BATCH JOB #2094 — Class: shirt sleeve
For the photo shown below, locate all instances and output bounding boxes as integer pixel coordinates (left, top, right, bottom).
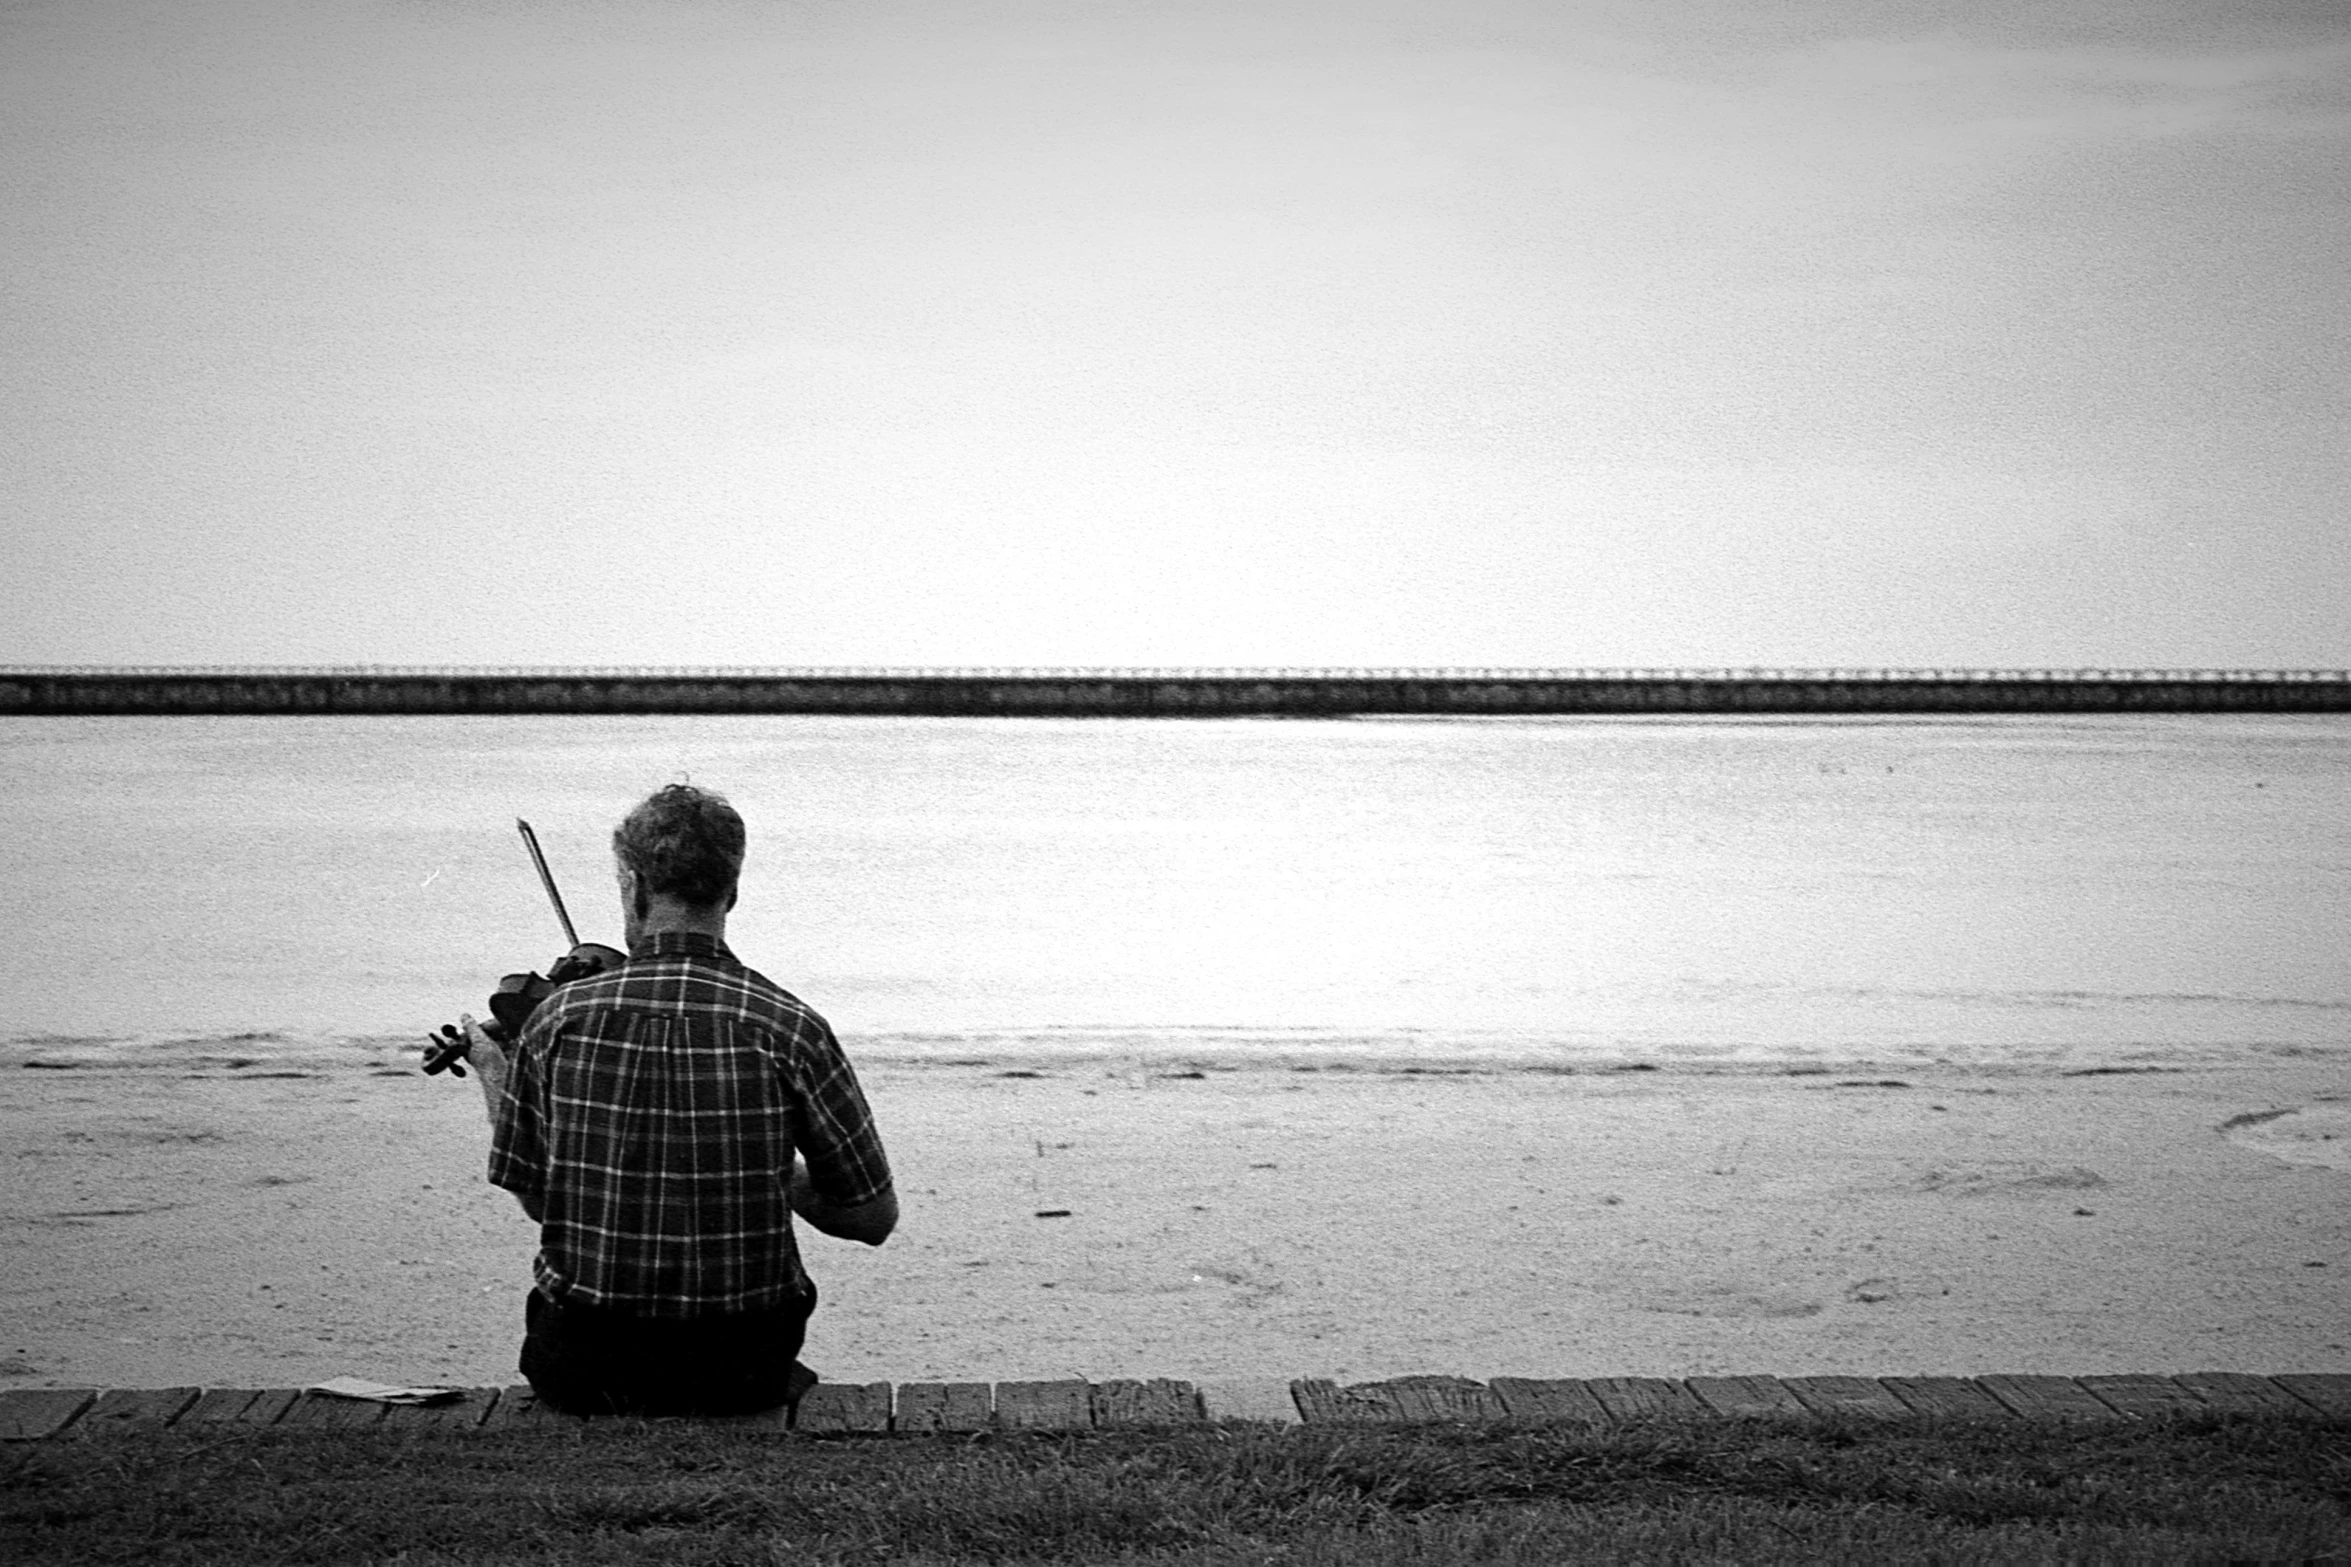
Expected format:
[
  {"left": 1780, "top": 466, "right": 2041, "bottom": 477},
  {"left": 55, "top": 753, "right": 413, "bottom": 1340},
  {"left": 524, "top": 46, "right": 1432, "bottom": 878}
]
[
  {"left": 785, "top": 1018, "right": 893, "bottom": 1207},
  {"left": 485, "top": 1021, "right": 547, "bottom": 1208}
]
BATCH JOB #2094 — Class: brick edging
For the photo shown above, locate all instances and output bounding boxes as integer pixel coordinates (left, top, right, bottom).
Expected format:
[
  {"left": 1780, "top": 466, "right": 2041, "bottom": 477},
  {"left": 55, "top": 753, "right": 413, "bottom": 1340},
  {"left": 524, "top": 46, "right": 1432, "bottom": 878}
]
[{"left": 5, "top": 1372, "right": 2347, "bottom": 1442}]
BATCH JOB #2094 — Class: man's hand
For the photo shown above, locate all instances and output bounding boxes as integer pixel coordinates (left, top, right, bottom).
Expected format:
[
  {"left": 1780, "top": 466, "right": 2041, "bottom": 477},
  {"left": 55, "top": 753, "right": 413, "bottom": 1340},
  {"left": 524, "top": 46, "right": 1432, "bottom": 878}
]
[{"left": 789, "top": 1157, "right": 898, "bottom": 1246}]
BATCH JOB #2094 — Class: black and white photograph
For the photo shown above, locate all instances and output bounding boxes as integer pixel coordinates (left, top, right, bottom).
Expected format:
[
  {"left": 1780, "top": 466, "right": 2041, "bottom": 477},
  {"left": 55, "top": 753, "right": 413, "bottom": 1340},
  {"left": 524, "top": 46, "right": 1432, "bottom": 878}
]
[{"left": 4, "top": 0, "right": 2347, "bottom": 1558}]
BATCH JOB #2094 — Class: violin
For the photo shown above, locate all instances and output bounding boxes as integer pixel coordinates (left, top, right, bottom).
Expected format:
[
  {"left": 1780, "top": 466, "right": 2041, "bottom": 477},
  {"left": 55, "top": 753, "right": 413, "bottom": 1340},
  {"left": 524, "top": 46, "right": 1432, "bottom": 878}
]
[
  {"left": 424, "top": 941, "right": 626, "bottom": 1075},
  {"left": 424, "top": 818, "right": 621, "bottom": 1078}
]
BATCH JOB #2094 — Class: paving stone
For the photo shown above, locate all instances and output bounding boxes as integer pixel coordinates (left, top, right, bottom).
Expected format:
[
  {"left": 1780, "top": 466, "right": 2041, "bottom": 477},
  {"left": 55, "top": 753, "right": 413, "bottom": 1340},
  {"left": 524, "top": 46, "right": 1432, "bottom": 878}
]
[
  {"left": 479, "top": 1385, "right": 582, "bottom": 1429},
  {"left": 1290, "top": 1379, "right": 1398, "bottom": 1425},
  {"left": 1782, "top": 1377, "right": 1912, "bottom": 1420},
  {"left": 179, "top": 1389, "right": 265, "bottom": 1425},
  {"left": 75, "top": 1387, "right": 201, "bottom": 1434},
  {"left": 237, "top": 1389, "right": 303, "bottom": 1427},
  {"left": 1194, "top": 1378, "right": 1301, "bottom": 1425},
  {"left": 1586, "top": 1378, "right": 1704, "bottom": 1421},
  {"left": 1376, "top": 1376, "right": 1506, "bottom": 1423},
  {"left": 0, "top": 1388, "right": 97, "bottom": 1440},
  {"left": 674, "top": 1403, "right": 792, "bottom": 1432},
  {"left": 994, "top": 1380, "right": 1091, "bottom": 1431},
  {"left": 2078, "top": 1375, "right": 2208, "bottom": 1418},
  {"left": 2174, "top": 1373, "right": 2317, "bottom": 1417},
  {"left": 1288, "top": 1379, "right": 1344, "bottom": 1425},
  {"left": 377, "top": 1388, "right": 504, "bottom": 1431},
  {"left": 279, "top": 1391, "right": 389, "bottom": 1430},
  {"left": 1978, "top": 1375, "right": 2117, "bottom": 1419},
  {"left": 1880, "top": 1378, "right": 2012, "bottom": 1419},
  {"left": 895, "top": 1382, "right": 993, "bottom": 1434},
  {"left": 2273, "top": 1374, "right": 2351, "bottom": 1418},
  {"left": 1488, "top": 1378, "right": 1609, "bottom": 1425},
  {"left": 1091, "top": 1379, "right": 1203, "bottom": 1427},
  {"left": 1295, "top": 1375, "right": 1503, "bottom": 1424},
  {"left": 1687, "top": 1376, "right": 1808, "bottom": 1418},
  {"left": 795, "top": 1382, "right": 892, "bottom": 1434}
]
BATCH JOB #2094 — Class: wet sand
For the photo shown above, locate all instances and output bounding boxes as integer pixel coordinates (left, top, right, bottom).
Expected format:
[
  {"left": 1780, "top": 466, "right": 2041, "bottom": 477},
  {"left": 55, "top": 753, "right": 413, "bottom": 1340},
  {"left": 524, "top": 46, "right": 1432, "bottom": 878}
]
[{"left": 3, "top": 1057, "right": 2346, "bottom": 1391}]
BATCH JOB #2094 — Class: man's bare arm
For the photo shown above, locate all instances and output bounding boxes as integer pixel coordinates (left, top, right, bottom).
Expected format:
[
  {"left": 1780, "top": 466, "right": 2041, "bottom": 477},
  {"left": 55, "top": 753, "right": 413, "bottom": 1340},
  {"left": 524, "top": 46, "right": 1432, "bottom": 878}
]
[
  {"left": 459, "top": 1016, "right": 542, "bottom": 1221},
  {"left": 789, "top": 1160, "right": 898, "bottom": 1246},
  {"left": 458, "top": 1015, "right": 511, "bottom": 1125}
]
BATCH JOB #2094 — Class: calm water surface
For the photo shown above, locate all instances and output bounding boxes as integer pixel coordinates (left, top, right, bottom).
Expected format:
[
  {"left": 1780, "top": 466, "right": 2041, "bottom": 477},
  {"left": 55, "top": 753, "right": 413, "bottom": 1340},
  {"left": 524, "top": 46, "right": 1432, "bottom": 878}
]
[{"left": 2, "top": 714, "right": 2344, "bottom": 1072}]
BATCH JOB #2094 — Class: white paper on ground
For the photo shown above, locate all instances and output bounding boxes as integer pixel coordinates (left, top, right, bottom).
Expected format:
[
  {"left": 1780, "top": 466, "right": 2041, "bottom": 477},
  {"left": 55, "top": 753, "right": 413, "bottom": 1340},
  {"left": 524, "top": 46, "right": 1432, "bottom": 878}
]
[{"left": 307, "top": 1377, "right": 464, "bottom": 1405}]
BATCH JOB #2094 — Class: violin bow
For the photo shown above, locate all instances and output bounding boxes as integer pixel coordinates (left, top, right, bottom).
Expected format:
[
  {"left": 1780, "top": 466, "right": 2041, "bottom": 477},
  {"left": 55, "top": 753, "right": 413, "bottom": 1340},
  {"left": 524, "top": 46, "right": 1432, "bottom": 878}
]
[{"left": 516, "top": 818, "right": 581, "bottom": 949}]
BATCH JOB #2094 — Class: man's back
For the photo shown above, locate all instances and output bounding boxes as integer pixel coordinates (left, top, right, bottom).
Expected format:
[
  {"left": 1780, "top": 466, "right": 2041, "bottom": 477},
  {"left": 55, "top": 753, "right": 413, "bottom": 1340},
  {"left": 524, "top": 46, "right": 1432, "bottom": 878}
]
[{"left": 488, "top": 930, "right": 892, "bottom": 1318}]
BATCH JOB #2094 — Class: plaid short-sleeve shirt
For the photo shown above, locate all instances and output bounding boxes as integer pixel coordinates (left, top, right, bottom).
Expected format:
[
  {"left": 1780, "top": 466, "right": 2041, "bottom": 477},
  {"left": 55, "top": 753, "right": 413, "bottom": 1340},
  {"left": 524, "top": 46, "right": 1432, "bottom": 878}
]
[{"left": 488, "top": 931, "right": 892, "bottom": 1317}]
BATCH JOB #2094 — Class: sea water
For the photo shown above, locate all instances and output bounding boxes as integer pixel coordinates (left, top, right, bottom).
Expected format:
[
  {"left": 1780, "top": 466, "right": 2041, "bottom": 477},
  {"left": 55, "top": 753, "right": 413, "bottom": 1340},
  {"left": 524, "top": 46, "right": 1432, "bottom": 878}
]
[{"left": 1, "top": 713, "right": 2344, "bottom": 1073}]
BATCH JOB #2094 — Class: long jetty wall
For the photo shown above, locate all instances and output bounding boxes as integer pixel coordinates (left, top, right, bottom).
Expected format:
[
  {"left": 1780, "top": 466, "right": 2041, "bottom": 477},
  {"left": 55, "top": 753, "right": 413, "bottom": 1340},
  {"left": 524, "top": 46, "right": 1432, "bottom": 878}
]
[{"left": 3, "top": 667, "right": 2347, "bottom": 717}]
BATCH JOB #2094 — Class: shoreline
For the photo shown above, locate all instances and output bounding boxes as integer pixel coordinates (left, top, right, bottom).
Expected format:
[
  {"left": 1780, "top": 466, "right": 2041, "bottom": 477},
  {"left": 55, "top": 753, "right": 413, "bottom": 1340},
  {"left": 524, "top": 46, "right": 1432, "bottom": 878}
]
[
  {"left": 5, "top": 1058, "right": 2346, "bottom": 1392},
  {"left": 8, "top": 1030, "right": 2341, "bottom": 1076}
]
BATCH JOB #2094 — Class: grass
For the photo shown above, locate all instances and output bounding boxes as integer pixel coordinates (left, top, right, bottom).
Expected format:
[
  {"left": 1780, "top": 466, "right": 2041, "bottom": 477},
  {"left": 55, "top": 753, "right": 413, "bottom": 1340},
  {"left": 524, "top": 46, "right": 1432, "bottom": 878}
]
[{"left": 5, "top": 1412, "right": 2349, "bottom": 1564}]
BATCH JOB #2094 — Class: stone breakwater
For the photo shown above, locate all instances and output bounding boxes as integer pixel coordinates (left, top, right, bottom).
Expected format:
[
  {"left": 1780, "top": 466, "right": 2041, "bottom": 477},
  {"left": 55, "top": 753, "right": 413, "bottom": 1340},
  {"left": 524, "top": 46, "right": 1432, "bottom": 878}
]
[{"left": 4, "top": 667, "right": 2349, "bottom": 716}]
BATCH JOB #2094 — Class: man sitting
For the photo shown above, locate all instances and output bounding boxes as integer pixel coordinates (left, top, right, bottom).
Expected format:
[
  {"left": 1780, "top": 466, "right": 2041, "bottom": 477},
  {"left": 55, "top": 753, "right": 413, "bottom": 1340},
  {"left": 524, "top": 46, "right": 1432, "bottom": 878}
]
[{"left": 463, "top": 783, "right": 897, "bottom": 1415}]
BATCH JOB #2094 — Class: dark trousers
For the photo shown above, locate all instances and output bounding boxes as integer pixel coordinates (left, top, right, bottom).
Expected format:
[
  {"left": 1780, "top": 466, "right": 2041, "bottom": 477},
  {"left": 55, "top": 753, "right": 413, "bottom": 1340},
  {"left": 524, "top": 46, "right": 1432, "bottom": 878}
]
[{"left": 520, "top": 1284, "right": 817, "bottom": 1417}]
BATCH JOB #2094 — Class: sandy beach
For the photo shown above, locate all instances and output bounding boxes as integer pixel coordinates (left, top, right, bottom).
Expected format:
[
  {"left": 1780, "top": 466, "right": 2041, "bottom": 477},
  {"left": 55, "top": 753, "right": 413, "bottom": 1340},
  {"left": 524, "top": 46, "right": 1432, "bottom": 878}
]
[{"left": 4, "top": 1054, "right": 2345, "bottom": 1393}]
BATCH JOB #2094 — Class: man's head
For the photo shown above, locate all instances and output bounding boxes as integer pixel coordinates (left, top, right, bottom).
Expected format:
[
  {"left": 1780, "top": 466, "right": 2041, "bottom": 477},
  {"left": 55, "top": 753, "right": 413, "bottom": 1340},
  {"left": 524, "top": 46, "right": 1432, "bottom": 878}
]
[{"left": 612, "top": 784, "right": 745, "bottom": 923}]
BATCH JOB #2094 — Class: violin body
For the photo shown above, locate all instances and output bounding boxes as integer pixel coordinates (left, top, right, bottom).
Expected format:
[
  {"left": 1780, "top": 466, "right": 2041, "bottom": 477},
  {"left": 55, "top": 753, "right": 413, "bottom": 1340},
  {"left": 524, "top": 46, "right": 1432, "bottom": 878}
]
[{"left": 425, "top": 943, "right": 626, "bottom": 1076}]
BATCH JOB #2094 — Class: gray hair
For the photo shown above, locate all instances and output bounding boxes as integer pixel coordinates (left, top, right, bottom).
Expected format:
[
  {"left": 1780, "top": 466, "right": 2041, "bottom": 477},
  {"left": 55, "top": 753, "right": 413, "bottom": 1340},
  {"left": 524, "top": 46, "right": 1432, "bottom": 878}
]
[{"left": 612, "top": 784, "right": 745, "bottom": 907}]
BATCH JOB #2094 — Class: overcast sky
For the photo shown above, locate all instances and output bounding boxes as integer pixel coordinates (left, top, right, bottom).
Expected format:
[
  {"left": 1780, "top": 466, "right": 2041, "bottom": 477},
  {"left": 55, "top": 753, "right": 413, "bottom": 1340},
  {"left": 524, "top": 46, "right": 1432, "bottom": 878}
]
[{"left": 5, "top": 0, "right": 2346, "bottom": 669}]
